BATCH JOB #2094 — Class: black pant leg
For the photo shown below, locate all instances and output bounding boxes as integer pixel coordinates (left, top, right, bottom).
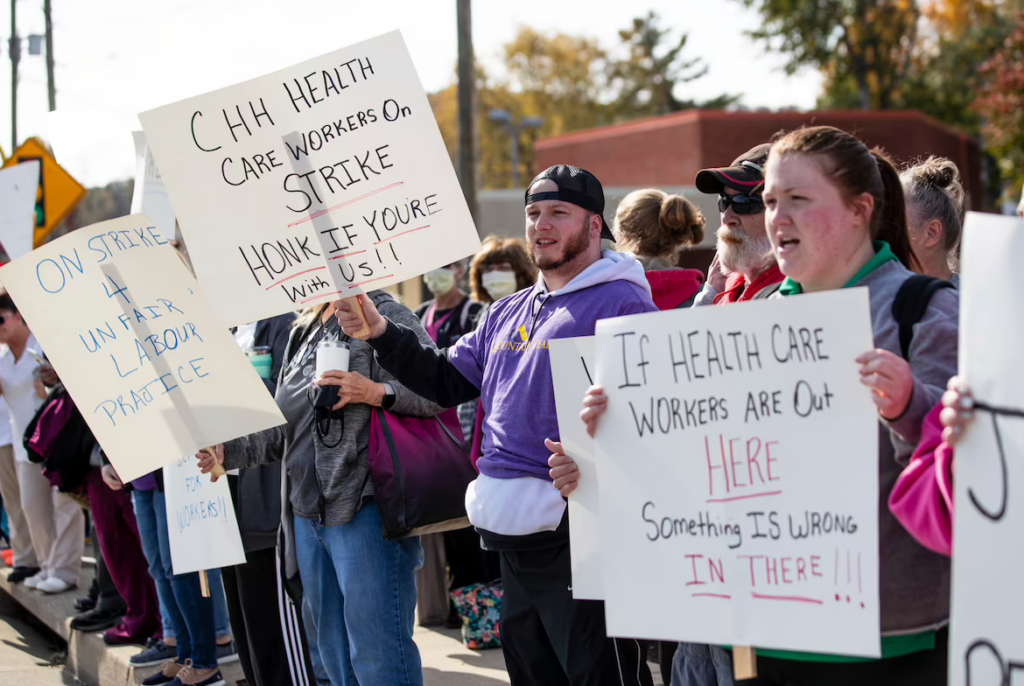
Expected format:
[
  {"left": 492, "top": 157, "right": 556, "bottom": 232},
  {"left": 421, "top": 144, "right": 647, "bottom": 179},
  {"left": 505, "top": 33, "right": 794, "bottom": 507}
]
[
  {"left": 93, "top": 533, "right": 126, "bottom": 613},
  {"left": 499, "top": 551, "right": 568, "bottom": 686},
  {"left": 235, "top": 547, "right": 304, "bottom": 686},
  {"left": 521, "top": 544, "right": 654, "bottom": 686},
  {"left": 222, "top": 565, "right": 257, "bottom": 684}
]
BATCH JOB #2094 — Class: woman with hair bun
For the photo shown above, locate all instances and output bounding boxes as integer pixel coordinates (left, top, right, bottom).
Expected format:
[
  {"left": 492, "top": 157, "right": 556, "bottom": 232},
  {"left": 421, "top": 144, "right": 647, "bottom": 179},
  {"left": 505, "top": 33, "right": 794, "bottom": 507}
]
[
  {"left": 612, "top": 189, "right": 706, "bottom": 310},
  {"left": 900, "top": 156, "right": 966, "bottom": 282}
]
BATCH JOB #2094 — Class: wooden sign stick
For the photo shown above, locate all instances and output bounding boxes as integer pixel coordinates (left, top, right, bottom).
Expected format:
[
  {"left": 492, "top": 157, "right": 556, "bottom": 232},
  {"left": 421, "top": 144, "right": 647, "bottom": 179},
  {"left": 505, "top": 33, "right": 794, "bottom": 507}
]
[
  {"left": 197, "top": 447, "right": 225, "bottom": 599},
  {"left": 733, "top": 646, "right": 758, "bottom": 680},
  {"left": 340, "top": 296, "right": 370, "bottom": 338}
]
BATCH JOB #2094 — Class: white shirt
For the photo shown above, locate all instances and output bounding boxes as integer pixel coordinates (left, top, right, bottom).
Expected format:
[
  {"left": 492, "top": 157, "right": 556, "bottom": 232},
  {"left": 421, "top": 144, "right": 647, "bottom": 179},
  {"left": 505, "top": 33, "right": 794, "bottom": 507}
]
[
  {"left": 0, "top": 335, "right": 44, "bottom": 462},
  {"left": 0, "top": 396, "right": 13, "bottom": 448}
]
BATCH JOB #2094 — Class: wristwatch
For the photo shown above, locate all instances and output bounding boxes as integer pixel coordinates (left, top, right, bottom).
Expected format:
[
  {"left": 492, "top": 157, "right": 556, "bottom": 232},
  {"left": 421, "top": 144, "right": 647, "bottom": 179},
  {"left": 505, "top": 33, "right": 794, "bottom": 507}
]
[{"left": 381, "top": 382, "right": 397, "bottom": 411}]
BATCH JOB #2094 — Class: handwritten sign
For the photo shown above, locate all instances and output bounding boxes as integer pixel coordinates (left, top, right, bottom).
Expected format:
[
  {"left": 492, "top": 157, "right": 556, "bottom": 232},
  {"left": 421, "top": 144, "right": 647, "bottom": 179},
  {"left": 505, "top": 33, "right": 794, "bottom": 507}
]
[
  {"left": 139, "top": 30, "right": 481, "bottom": 327},
  {"left": 130, "top": 132, "right": 177, "bottom": 240},
  {"left": 549, "top": 337, "right": 604, "bottom": 600},
  {"left": 0, "top": 214, "right": 286, "bottom": 483},
  {"left": 593, "top": 289, "right": 879, "bottom": 656},
  {"left": 164, "top": 454, "right": 245, "bottom": 575},
  {"left": 952, "top": 213, "right": 1024, "bottom": 685},
  {"left": 0, "top": 160, "right": 39, "bottom": 259}
]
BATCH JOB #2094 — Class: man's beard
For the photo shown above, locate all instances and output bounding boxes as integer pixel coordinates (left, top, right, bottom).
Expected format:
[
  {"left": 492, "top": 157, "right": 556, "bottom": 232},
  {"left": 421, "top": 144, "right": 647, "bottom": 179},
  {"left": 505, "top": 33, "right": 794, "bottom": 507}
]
[
  {"left": 528, "top": 219, "right": 591, "bottom": 272},
  {"left": 716, "top": 225, "right": 774, "bottom": 278}
]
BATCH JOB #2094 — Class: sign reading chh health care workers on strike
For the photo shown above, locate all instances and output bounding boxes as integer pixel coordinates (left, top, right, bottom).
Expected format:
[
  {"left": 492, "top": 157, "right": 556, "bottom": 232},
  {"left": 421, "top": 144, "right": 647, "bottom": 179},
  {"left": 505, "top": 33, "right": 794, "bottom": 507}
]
[
  {"left": 164, "top": 454, "right": 245, "bottom": 575},
  {"left": 593, "top": 289, "right": 880, "bottom": 656},
  {"left": 951, "top": 213, "right": 1024, "bottom": 686},
  {"left": 0, "top": 214, "right": 286, "bottom": 483},
  {"left": 139, "top": 30, "right": 481, "bottom": 327}
]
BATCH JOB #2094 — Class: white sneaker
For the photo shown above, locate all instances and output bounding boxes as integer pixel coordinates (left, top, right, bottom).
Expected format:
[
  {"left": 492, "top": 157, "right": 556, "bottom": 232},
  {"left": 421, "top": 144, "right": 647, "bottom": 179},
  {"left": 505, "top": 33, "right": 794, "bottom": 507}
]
[
  {"left": 37, "top": 577, "right": 75, "bottom": 594},
  {"left": 23, "top": 572, "right": 47, "bottom": 589}
]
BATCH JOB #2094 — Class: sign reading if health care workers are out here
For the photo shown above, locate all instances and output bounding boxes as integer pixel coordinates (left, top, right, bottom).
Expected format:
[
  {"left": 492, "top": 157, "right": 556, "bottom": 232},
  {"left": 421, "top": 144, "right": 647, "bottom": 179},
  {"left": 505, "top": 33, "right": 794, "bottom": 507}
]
[
  {"left": 0, "top": 214, "right": 286, "bottom": 483},
  {"left": 139, "top": 30, "right": 481, "bottom": 328},
  {"left": 951, "top": 213, "right": 1024, "bottom": 686},
  {"left": 592, "top": 289, "right": 880, "bottom": 657}
]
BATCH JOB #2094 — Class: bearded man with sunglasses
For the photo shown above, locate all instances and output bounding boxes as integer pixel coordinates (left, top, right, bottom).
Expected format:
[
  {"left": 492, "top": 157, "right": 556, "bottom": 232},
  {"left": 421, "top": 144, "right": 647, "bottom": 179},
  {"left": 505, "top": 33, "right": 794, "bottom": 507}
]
[{"left": 693, "top": 144, "right": 784, "bottom": 306}]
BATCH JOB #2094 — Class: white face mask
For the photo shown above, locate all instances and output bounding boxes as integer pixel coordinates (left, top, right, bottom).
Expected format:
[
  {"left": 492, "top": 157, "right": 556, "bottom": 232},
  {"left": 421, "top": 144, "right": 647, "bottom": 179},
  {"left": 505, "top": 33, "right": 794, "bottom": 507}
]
[
  {"left": 424, "top": 268, "right": 457, "bottom": 296},
  {"left": 482, "top": 271, "right": 518, "bottom": 300}
]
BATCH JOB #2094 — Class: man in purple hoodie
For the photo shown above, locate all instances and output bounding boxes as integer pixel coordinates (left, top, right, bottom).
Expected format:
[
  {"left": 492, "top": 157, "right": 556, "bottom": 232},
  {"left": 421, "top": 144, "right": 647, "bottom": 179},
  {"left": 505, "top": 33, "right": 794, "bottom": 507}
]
[{"left": 336, "top": 165, "right": 658, "bottom": 685}]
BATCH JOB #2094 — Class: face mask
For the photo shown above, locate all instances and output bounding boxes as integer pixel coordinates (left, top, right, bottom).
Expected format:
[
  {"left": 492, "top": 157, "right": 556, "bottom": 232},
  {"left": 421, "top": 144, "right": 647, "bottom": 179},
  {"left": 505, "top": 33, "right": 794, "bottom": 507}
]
[
  {"left": 424, "top": 268, "right": 456, "bottom": 296},
  {"left": 482, "top": 271, "right": 518, "bottom": 300}
]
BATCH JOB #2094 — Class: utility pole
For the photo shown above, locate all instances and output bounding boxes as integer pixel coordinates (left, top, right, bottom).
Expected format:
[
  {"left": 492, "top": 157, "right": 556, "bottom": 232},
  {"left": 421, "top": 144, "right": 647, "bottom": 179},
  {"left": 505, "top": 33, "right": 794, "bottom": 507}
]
[
  {"left": 44, "top": 0, "right": 54, "bottom": 111},
  {"left": 456, "top": 0, "right": 478, "bottom": 223},
  {"left": 10, "top": 0, "right": 19, "bottom": 151}
]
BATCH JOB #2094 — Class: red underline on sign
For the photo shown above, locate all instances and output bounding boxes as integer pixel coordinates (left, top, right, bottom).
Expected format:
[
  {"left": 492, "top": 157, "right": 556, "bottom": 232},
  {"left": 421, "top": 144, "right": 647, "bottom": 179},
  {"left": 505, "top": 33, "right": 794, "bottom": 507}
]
[
  {"left": 692, "top": 593, "right": 732, "bottom": 600},
  {"left": 348, "top": 274, "right": 393, "bottom": 289},
  {"left": 300, "top": 289, "right": 347, "bottom": 305},
  {"left": 706, "top": 490, "right": 782, "bottom": 504},
  {"left": 287, "top": 182, "right": 405, "bottom": 228},
  {"left": 265, "top": 266, "right": 327, "bottom": 291},
  {"left": 330, "top": 250, "right": 367, "bottom": 261},
  {"left": 374, "top": 225, "right": 429, "bottom": 244},
  {"left": 751, "top": 593, "right": 823, "bottom": 605}
]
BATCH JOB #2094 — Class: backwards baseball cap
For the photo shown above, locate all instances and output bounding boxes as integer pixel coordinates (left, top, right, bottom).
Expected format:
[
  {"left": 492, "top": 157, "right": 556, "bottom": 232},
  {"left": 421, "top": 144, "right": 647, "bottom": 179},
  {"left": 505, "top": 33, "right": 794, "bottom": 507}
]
[
  {"left": 695, "top": 143, "right": 772, "bottom": 195},
  {"left": 525, "top": 165, "right": 615, "bottom": 241}
]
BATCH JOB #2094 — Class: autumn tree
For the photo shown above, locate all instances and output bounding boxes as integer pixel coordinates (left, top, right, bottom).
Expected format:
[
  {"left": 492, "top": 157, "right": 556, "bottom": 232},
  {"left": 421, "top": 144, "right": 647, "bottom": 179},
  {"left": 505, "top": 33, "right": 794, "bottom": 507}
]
[
  {"left": 609, "top": 12, "right": 737, "bottom": 118},
  {"left": 740, "top": 0, "right": 920, "bottom": 110},
  {"left": 974, "top": 17, "right": 1024, "bottom": 187}
]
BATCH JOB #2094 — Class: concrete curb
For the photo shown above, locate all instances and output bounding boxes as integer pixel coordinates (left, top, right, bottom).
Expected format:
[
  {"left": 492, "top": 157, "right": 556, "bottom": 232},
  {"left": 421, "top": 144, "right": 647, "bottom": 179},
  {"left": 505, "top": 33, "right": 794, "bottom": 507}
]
[{"left": 0, "top": 566, "right": 243, "bottom": 686}]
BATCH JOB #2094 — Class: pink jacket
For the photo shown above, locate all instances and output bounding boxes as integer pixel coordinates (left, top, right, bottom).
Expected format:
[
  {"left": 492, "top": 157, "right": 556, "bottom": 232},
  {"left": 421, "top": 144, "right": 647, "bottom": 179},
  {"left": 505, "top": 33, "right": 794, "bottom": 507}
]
[{"left": 888, "top": 403, "right": 954, "bottom": 556}]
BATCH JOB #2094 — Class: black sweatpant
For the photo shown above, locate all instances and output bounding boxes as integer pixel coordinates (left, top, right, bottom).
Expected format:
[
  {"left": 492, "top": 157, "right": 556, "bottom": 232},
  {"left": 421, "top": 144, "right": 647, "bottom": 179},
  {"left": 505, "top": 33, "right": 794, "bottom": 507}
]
[
  {"left": 746, "top": 629, "right": 948, "bottom": 686},
  {"left": 500, "top": 544, "right": 654, "bottom": 686},
  {"left": 223, "top": 547, "right": 314, "bottom": 686}
]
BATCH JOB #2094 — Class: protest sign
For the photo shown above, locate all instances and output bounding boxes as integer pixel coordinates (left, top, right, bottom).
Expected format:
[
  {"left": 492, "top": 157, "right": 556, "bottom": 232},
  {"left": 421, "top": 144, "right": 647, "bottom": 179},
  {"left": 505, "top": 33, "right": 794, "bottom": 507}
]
[
  {"left": 130, "top": 131, "right": 177, "bottom": 240},
  {"left": 139, "top": 30, "right": 481, "bottom": 327},
  {"left": 164, "top": 454, "right": 245, "bottom": 575},
  {"left": 549, "top": 337, "right": 604, "bottom": 600},
  {"left": 594, "top": 289, "right": 879, "bottom": 656},
  {"left": 0, "top": 160, "right": 40, "bottom": 259},
  {"left": 951, "top": 213, "right": 1024, "bottom": 685},
  {"left": 0, "top": 214, "right": 286, "bottom": 483}
]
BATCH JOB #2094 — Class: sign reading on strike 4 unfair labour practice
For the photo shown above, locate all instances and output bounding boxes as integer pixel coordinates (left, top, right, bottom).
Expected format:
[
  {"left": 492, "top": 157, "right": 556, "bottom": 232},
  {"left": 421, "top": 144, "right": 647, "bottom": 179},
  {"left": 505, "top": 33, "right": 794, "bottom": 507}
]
[
  {"left": 139, "top": 30, "right": 481, "bottom": 328},
  {"left": 591, "top": 289, "right": 880, "bottom": 656},
  {"left": 952, "top": 213, "right": 1024, "bottom": 686},
  {"left": 0, "top": 214, "right": 286, "bottom": 483}
]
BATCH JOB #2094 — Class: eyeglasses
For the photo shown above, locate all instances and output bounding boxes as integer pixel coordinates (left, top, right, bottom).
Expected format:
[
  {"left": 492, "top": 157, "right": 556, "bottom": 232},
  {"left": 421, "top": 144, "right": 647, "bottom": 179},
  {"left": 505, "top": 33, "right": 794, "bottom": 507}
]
[
  {"left": 718, "top": 194, "right": 765, "bottom": 215},
  {"left": 0, "top": 315, "right": 7, "bottom": 326}
]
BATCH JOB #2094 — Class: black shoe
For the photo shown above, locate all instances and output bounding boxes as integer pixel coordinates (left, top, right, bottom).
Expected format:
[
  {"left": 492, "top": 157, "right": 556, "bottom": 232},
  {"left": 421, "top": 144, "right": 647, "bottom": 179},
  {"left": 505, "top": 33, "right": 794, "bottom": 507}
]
[
  {"left": 7, "top": 566, "right": 41, "bottom": 583},
  {"left": 71, "top": 606, "right": 126, "bottom": 633},
  {"left": 75, "top": 580, "right": 100, "bottom": 612}
]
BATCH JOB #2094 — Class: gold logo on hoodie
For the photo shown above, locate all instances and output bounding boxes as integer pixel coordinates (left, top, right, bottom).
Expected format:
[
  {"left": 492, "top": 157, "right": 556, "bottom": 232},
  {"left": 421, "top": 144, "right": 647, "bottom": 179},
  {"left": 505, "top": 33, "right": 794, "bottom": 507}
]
[{"left": 518, "top": 325, "right": 529, "bottom": 342}]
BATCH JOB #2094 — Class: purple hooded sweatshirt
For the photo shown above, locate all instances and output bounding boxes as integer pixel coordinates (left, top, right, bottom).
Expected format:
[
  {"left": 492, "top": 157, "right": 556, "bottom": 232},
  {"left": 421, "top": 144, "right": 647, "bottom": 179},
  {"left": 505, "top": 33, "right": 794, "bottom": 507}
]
[{"left": 449, "top": 250, "right": 656, "bottom": 537}]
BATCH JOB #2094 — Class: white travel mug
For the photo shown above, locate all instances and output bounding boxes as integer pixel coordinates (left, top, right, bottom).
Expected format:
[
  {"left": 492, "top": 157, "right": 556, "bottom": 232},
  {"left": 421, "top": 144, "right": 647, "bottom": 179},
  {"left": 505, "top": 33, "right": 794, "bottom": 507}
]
[{"left": 315, "top": 340, "right": 350, "bottom": 379}]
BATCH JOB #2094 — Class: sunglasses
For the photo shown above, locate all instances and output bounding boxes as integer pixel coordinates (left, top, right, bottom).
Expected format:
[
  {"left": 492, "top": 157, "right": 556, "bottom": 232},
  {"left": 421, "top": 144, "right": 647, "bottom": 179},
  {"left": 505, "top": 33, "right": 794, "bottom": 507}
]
[{"left": 718, "top": 194, "right": 765, "bottom": 215}]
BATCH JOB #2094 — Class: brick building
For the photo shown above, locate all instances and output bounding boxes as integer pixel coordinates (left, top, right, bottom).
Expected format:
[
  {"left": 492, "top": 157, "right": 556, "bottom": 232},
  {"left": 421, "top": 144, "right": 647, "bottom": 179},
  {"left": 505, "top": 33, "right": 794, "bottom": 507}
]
[{"left": 529, "top": 109, "right": 984, "bottom": 270}]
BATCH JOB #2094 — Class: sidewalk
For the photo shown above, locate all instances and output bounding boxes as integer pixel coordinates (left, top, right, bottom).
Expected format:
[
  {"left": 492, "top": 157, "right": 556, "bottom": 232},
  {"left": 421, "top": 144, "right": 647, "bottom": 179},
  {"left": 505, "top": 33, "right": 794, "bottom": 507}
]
[{"left": 0, "top": 564, "right": 512, "bottom": 685}]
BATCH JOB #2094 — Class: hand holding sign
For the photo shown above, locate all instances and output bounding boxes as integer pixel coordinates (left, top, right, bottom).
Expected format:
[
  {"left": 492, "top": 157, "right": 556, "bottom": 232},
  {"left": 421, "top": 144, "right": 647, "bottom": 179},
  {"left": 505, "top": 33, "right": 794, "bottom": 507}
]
[
  {"left": 196, "top": 445, "right": 226, "bottom": 482},
  {"left": 335, "top": 295, "right": 385, "bottom": 340}
]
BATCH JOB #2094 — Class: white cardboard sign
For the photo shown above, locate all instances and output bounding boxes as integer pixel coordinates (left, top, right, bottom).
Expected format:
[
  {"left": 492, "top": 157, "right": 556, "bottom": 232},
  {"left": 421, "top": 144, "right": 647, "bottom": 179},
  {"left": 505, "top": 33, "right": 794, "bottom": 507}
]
[
  {"left": 130, "top": 131, "right": 177, "bottom": 240},
  {"left": 164, "top": 454, "right": 246, "bottom": 575},
  {"left": 594, "top": 289, "right": 880, "bottom": 656},
  {"left": 549, "top": 337, "right": 604, "bottom": 600},
  {"left": 0, "top": 214, "right": 286, "bottom": 483},
  {"left": 0, "top": 161, "right": 41, "bottom": 260},
  {"left": 139, "top": 30, "right": 481, "bottom": 327},
  {"left": 951, "top": 212, "right": 1024, "bottom": 685}
]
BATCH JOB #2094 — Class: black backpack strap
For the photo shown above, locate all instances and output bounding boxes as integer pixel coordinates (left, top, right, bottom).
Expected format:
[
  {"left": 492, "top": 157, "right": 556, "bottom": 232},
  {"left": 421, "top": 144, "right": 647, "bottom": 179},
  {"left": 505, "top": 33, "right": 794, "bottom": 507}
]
[{"left": 891, "top": 275, "right": 955, "bottom": 359}]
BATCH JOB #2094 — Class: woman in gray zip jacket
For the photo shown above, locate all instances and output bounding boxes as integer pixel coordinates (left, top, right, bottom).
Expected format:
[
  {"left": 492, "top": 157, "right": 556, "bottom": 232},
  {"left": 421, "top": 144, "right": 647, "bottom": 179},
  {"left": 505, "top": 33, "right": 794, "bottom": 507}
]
[{"left": 203, "top": 291, "right": 442, "bottom": 686}]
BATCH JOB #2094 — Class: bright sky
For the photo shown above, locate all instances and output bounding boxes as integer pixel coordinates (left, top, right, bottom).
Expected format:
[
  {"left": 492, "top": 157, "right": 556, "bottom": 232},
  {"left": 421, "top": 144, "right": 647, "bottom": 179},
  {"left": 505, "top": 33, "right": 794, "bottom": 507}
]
[{"left": 1, "top": 0, "right": 822, "bottom": 187}]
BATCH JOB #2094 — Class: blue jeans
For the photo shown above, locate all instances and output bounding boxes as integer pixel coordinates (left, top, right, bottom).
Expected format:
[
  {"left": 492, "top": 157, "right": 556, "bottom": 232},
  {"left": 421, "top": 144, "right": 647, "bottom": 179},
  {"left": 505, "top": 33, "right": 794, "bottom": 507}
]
[
  {"left": 672, "top": 643, "right": 735, "bottom": 686},
  {"left": 131, "top": 489, "right": 231, "bottom": 642},
  {"left": 294, "top": 503, "right": 423, "bottom": 686},
  {"left": 133, "top": 488, "right": 219, "bottom": 669}
]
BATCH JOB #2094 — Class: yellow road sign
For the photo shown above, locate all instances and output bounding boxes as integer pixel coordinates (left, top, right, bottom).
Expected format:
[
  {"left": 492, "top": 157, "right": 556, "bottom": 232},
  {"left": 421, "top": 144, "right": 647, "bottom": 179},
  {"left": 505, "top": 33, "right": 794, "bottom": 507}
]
[{"left": 2, "top": 137, "right": 87, "bottom": 247}]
